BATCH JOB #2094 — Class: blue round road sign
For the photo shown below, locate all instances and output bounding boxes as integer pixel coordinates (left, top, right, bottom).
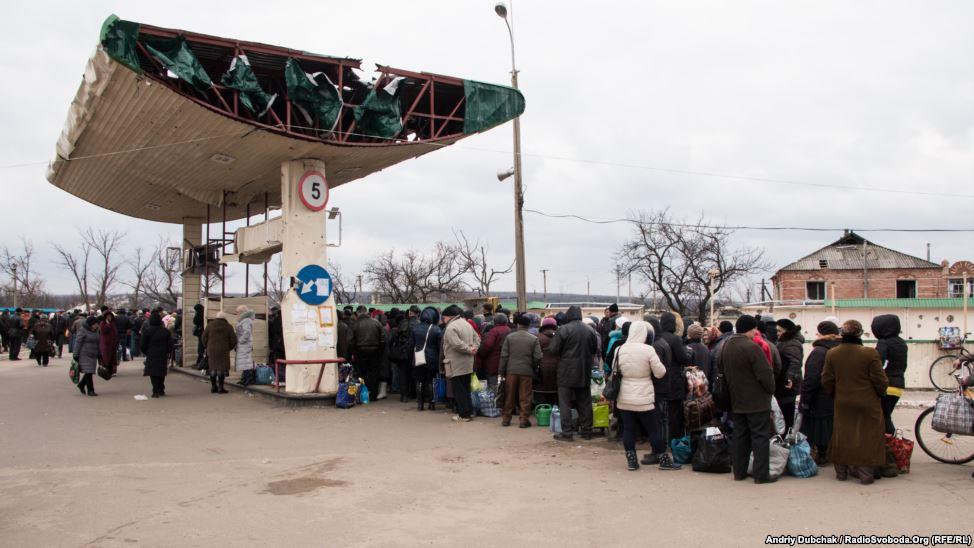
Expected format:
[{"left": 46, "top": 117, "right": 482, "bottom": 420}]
[{"left": 295, "top": 265, "right": 332, "bottom": 306}]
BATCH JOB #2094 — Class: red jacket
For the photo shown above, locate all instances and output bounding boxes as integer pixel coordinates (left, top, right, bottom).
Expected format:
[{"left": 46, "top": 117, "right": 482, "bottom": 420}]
[
  {"left": 752, "top": 333, "right": 772, "bottom": 367},
  {"left": 477, "top": 324, "right": 510, "bottom": 376}
]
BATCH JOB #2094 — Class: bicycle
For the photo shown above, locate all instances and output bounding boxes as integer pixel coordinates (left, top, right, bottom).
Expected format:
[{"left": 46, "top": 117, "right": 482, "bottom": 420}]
[
  {"left": 914, "top": 374, "right": 974, "bottom": 465},
  {"left": 929, "top": 344, "right": 974, "bottom": 393}
]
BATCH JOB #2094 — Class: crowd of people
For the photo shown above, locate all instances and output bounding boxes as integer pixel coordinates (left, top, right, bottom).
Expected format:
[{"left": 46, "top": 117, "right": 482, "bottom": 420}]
[
  {"left": 318, "top": 302, "right": 925, "bottom": 485},
  {"left": 6, "top": 299, "right": 961, "bottom": 485},
  {"left": 1, "top": 306, "right": 182, "bottom": 397}
]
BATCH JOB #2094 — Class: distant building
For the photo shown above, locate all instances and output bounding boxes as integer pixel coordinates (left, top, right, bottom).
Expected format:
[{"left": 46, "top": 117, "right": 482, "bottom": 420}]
[{"left": 771, "top": 230, "right": 974, "bottom": 302}]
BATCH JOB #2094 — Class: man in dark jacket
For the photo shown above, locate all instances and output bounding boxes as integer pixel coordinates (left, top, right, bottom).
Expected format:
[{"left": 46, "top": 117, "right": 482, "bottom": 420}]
[
  {"left": 659, "top": 312, "right": 690, "bottom": 442},
  {"left": 800, "top": 320, "right": 841, "bottom": 464},
  {"left": 0, "top": 310, "right": 9, "bottom": 353},
  {"left": 723, "top": 315, "right": 777, "bottom": 484},
  {"left": 499, "top": 315, "right": 542, "bottom": 428},
  {"left": 548, "top": 305, "right": 597, "bottom": 441},
  {"left": 115, "top": 309, "right": 133, "bottom": 362},
  {"left": 351, "top": 305, "right": 386, "bottom": 398},
  {"left": 192, "top": 303, "right": 206, "bottom": 368},
  {"left": 597, "top": 304, "right": 621, "bottom": 356},
  {"left": 478, "top": 313, "right": 511, "bottom": 392},
  {"left": 774, "top": 319, "right": 805, "bottom": 430},
  {"left": 7, "top": 308, "right": 24, "bottom": 360},
  {"left": 871, "top": 314, "right": 907, "bottom": 435},
  {"left": 50, "top": 311, "right": 69, "bottom": 358}
]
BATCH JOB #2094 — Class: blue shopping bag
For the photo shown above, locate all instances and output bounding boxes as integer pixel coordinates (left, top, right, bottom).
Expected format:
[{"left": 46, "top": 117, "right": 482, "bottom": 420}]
[
  {"left": 336, "top": 382, "right": 355, "bottom": 409},
  {"left": 434, "top": 376, "right": 447, "bottom": 403}
]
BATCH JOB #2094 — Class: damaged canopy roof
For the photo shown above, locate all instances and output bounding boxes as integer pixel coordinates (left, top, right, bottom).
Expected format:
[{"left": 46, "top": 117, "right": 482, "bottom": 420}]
[{"left": 48, "top": 15, "right": 525, "bottom": 224}]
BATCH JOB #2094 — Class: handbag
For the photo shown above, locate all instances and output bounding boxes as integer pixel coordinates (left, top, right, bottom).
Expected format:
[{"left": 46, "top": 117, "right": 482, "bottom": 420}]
[
  {"left": 884, "top": 431, "right": 915, "bottom": 474},
  {"left": 931, "top": 393, "right": 974, "bottom": 435},
  {"left": 691, "top": 428, "right": 732, "bottom": 473},
  {"left": 414, "top": 326, "right": 432, "bottom": 366},
  {"left": 69, "top": 359, "right": 81, "bottom": 385},
  {"left": 602, "top": 347, "right": 623, "bottom": 401},
  {"left": 97, "top": 364, "right": 112, "bottom": 381},
  {"left": 684, "top": 393, "right": 716, "bottom": 431},
  {"left": 749, "top": 435, "right": 790, "bottom": 479},
  {"left": 784, "top": 429, "right": 818, "bottom": 478},
  {"left": 26, "top": 335, "right": 36, "bottom": 350}
]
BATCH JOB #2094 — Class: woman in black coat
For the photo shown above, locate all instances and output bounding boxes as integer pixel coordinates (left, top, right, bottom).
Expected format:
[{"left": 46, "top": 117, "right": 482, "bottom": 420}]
[
  {"left": 871, "top": 314, "right": 907, "bottom": 435},
  {"left": 800, "top": 321, "right": 841, "bottom": 464},
  {"left": 141, "top": 312, "right": 173, "bottom": 398}
]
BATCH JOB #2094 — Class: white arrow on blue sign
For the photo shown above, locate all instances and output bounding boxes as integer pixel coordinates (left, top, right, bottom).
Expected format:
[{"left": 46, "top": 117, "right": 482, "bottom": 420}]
[{"left": 294, "top": 264, "right": 332, "bottom": 306}]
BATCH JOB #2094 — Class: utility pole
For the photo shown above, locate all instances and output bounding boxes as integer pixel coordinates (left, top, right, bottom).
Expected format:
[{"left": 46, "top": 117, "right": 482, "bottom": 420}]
[
  {"left": 356, "top": 275, "right": 363, "bottom": 300},
  {"left": 586, "top": 276, "right": 591, "bottom": 304},
  {"left": 628, "top": 272, "right": 632, "bottom": 303},
  {"left": 540, "top": 269, "right": 549, "bottom": 303},
  {"left": 615, "top": 265, "right": 621, "bottom": 303},
  {"left": 11, "top": 264, "right": 18, "bottom": 309}
]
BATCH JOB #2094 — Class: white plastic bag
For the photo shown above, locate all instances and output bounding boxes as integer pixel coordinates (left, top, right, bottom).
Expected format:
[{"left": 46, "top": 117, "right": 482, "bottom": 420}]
[
  {"left": 770, "top": 397, "right": 786, "bottom": 435},
  {"left": 748, "top": 436, "right": 790, "bottom": 479}
]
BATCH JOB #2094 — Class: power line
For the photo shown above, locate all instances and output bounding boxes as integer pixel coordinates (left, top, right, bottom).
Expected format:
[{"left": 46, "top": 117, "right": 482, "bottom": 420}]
[
  {"left": 0, "top": 124, "right": 970, "bottom": 200},
  {"left": 524, "top": 208, "right": 974, "bottom": 233}
]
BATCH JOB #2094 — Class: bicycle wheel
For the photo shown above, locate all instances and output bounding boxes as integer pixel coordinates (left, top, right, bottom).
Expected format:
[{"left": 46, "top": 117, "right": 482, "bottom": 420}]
[
  {"left": 914, "top": 406, "right": 974, "bottom": 464},
  {"left": 929, "top": 354, "right": 961, "bottom": 392}
]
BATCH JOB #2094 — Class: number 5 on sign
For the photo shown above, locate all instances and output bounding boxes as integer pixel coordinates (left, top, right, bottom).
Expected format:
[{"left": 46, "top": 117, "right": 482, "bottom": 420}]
[{"left": 298, "top": 170, "right": 329, "bottom": 211}]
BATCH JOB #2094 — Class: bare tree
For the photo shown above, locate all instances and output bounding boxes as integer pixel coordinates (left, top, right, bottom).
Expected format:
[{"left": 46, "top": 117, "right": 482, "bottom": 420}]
[
  {"left": 143, "top": 238, "right": 183, "bottom": 309},
  {"left": 328, "top": 260, "right": 357, "bottom": 305},
  {"left": 53, "top": 239, "right": 93, "bottom": 312},
  {"left": 453, "top": 229, "right": 513, "bottom": 297},
  {"left": 251, "top": 255, "right": 287, "bottom": 306},
  {"left": 82, "top": 228, "right": 123, "bottom": 307},
  {"left": 617, "top": 209, "right": 771, "bottom": 323},
  {"left": 121, "top": 246, "right": 156, "bottom": 309},
  {"left": 0, "top": 237, "right": 47, "bottom": 307},
  {"left": 364, "top": 242, "right": 467, "bottom": 303}
]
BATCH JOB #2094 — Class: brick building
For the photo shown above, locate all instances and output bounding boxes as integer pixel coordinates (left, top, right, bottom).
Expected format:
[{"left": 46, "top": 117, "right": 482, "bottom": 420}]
[{"left": 772, "top": 231, "right": 973, "bottom": 301}]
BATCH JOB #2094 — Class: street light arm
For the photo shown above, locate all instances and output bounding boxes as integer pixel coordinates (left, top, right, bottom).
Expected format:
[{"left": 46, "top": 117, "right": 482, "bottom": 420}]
[{"left": 503, "top": 18, "right": 517, "bottom": 77}]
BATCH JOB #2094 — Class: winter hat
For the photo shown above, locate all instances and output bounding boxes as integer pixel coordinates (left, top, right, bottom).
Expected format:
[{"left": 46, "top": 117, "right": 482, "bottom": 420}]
[
  {"left": 614, "top": 316, "right": 630, "bottom": 329},
  {"left": 494, "top": 313, "right": 509, "bottom": 326},
  {"left": 735, "top": 315, "right": 758, "bottom": 334},
  {"left": 841, "top": 319, "right": 864, "bottom": 338},
  {"left": 608, "top": 303, "right": 619, "bottom": 313},
  {"left": 718, "top": 320, "right": 734, "bottom": 334},
  {"left": 85, "top": 316, "right": 98, "bottom": 327},
  {"left": 442, "top": 305, "right": 463, "bottom": 318},
  {"left": 687, "top": 323, "right": 705, "bottom": 340},
  {"left": 216, "top": 311, "right": 228, "bottom": 319},
  {"left": 541, "top": 317, "right": 557, "bottom": 328},
  {"left": 516, "top": 315, "right": 532, "bottom": 327},
  {"left": 817, "top": 321, "right": 840, "bottom": 336},
  {"left": 776, "top": 319, "right": 797, "bottom": 331},
  {"left": 760, "top": 314, "right": 775, "bottom": 324},
  {"left": 582, "top": 317, "right": 595, "bottom": 327},
  {"left": 823, "top": 315, "right": 839, "bottom": 325}
]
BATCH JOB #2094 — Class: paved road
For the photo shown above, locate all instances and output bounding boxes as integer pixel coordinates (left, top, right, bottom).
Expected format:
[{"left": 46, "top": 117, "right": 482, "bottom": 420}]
[{"left": 0, "top": 356, "right": 970, "bottom": 547}]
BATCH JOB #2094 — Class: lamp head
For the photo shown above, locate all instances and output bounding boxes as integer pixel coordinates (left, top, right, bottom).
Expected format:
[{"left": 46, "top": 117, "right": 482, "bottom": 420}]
[{"left": 494, "top": 2, "right": 508, "bottom": 18}]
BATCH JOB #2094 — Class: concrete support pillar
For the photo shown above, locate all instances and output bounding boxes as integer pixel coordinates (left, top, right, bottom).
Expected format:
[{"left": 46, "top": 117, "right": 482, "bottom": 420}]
[
  {"left": 181, "top": 219, "right": 203, "bottom": 367},
  {"left": 278, "top": 159, "right": 339, "bottom": 395}
]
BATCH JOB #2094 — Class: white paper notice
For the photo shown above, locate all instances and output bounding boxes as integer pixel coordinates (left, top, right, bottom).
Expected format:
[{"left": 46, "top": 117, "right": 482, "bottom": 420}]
[
  {"left": 299, "top": 341, "right": 315, "bottom": 353},
  {"left": 304, "top": 323, "right": 318, "bottom": 340},
  {"left": 318, "top": 307, "right": 334, "bottom": 326}
]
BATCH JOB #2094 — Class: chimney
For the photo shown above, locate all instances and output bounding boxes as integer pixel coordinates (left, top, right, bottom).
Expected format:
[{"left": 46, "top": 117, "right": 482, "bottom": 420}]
[{"left": 926, "top": 243, "right": 931, "bottom": 262}]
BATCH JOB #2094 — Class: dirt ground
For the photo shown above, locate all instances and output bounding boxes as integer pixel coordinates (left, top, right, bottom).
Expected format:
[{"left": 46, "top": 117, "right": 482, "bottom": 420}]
[{"left": 0, "top": 356, "right": 971, "bottom": 548}]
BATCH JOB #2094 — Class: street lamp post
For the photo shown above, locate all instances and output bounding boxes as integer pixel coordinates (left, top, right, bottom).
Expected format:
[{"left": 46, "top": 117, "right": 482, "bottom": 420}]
[
  {"left": 11, "top": 264, "right": 17, "bottom": 309},
  {"left": 495, "top": 2, "right": 527, "bottom": 313}
]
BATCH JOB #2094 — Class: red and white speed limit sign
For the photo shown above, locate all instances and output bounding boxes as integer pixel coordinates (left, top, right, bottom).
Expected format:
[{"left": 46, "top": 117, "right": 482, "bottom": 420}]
[{"left": 298, "top": 170, "right": 329, "bottom": 211}]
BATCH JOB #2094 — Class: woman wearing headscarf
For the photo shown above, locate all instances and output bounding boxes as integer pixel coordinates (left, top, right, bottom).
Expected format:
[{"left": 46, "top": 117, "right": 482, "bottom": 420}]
[
  {"left": 202, "top": 311, "right": 237, "bottom": 394},
  {"left": 615, "top": 321, "right": 680, "bottom": 471},
  {"left": 800, "top": 321, "right": 841, "bottom": 464},
  {"left": 822, "top": 320, "right": 889, "bottom": 484},
  {"left": 871, "top": 314, "right": 907, "bottom": 435},
  {"left": 73, "top": 316, "right": 101, "bottom": 396},
  {"left": 141, "top": 311, "right": 173, "bottom": 397},
  {"left": 234, "top": 305, "right": 256, "bottom": 377},
  {"left": 99, "top": 310, "right": 119, "bottom": 376}
]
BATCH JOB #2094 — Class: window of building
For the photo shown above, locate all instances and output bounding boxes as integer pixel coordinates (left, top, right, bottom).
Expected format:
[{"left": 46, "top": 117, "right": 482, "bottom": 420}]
[
  {"left": 896, "top": 280, "right": 916, "bottom": 299},
  {"left": 948, "top": 278, "right": 974, "bottom": 298},
  {"left": 806, "top": 281, "right": 826, "bottom": 301}
]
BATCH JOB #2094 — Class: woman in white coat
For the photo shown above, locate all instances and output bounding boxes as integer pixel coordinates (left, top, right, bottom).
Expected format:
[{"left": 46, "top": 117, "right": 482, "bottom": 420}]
[
  {"left": 614, "top": 321, "right": 681, "bottom": 471},
  {"left": 234, "top": 305, "right": 256, "bottom": 374}
]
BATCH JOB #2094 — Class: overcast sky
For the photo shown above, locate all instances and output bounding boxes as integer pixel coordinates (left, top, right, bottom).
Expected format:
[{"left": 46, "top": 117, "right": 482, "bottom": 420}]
[{"left": 1, "top": 1, "right": 972, "bottom": 299}]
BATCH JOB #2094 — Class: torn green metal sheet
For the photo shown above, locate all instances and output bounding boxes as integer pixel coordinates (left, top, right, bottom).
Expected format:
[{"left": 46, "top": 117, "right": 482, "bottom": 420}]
[
  {"left": 221, "top": 55, "right": 276, "bottom": 116},
  {"left": 353, "top": 87, "right": 402, "bottom": 139},
  {"left": 144, "top": 35, "right": 213, "bottom": 91},
  {"left": 284, "top": 58, "right": 342, "bottom": 132},
  {"left": 462, "top": 80, "right": 525, "bottom": 134},
  {"left": 99, "top": 14, "right": 142, "bottom": 74}
]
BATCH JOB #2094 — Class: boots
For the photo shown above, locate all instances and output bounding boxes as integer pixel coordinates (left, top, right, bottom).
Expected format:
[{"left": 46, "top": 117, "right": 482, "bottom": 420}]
[
  {"left": 855, "top": 466, "right": 875, "bottom": 485},
  {"left": 377, "top": 382, "right": 388, "bottom": 400},
  {"left": 834, "top": 464, "right": 849, "bottom": 481},
  {"left": 626, "top": 450, "right": 639, "bottom": 471},
  {"left": 641, "top": 453, "right": 661, "bottom": 466},
  {"left": 217, "top": 374, "right": 228, "bottom": 394},
  {"left": 658, "top": 452, "right": 682, "bottom": 471},
  {"left": 210, "top": 375, "right": 218, "bottom": 394}
]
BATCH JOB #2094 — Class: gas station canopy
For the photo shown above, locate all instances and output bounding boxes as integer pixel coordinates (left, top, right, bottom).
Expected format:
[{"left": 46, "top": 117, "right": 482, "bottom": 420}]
[{"left": 47, "top": 15, "right": 525, "bottom": 223}]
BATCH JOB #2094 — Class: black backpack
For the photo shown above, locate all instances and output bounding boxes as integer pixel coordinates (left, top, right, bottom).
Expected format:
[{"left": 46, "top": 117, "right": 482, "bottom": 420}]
[{"left": 387, "top": 324, "right": 412, "bottom": 362}]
